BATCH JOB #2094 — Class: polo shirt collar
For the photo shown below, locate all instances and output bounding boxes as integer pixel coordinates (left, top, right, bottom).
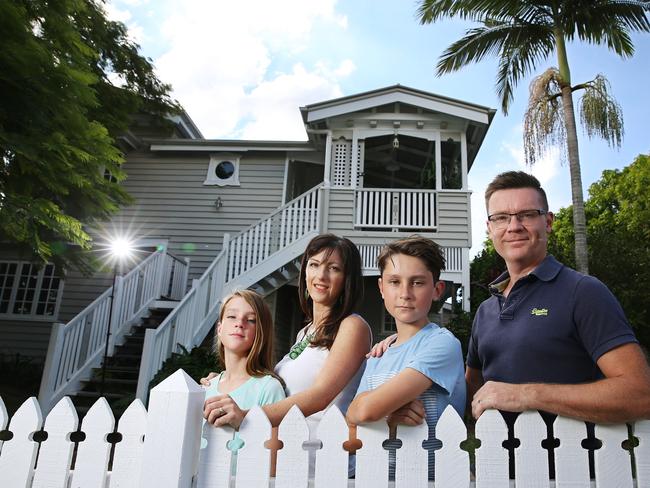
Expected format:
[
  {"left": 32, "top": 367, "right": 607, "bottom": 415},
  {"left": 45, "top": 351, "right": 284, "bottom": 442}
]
[{"left": 489, "top": 255, "right": 563, "bottom": 295}]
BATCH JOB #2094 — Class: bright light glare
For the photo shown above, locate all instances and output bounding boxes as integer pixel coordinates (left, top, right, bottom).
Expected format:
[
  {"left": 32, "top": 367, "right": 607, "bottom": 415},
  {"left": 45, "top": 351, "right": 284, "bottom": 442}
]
[{"left": 110, "top": 238, "right": 134, "bottom": 259}]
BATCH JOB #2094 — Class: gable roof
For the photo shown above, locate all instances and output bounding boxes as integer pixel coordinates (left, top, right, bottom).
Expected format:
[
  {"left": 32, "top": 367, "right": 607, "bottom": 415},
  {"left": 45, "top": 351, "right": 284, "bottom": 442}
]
[{"left": 300, "top": 84, "right": 496, "bottom": 125}]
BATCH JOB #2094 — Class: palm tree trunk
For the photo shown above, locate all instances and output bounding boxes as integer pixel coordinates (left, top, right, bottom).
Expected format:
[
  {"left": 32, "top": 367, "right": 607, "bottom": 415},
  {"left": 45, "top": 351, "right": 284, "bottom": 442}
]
[{"left": 560, "top": 85, "right": 589, "bottom": 274}]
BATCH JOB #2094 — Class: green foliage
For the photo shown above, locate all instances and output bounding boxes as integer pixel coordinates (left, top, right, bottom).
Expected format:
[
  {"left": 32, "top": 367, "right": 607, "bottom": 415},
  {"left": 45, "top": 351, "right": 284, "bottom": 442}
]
[
  {"left": 149, "top": 345, "right": 220, "bottom": 391},
  {"left": 0, "top": 0, "right": 179, "bottom": 271},
  {"left": 469, "top": 238, "right": 505, "bottom": 312},
  {"left": 549, "top": 154, "right": 650, "bottom": 348},
  {"left": 446, "top": 309, "right": 473, "bottom": 357}
]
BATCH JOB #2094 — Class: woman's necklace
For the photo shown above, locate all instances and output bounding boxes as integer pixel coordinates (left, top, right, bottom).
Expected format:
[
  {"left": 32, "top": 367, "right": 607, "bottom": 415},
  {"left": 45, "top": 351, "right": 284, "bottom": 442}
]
[{"left": 288, "top": 326, "right": 315, "bottom": 360}]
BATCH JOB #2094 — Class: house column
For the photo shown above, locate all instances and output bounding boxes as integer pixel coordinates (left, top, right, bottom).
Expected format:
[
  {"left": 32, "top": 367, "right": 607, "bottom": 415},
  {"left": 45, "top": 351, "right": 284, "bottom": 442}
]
[
  {"left": 351, "top": 130, "right": 358, "bottom": 188},
  {"left": 462, "top": 247, "right": 470, "bottom": 312},
  {"left": 460, "top": 131, "right": 468, "bottom": 190},
  {"left": 435, "top": 130, "right": 442, "bottom": 190},
  {"left": 323, "top": 131, "right": 332, "bottom": 187}
]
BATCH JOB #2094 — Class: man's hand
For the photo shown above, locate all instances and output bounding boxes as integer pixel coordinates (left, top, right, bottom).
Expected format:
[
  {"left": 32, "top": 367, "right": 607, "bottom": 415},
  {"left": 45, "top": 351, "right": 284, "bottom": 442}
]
[
  {"left": 200, "top": 371, "right": 219, "bottom": 386},
  {"left": 387, "top": 399, "right": 426, "bottom": 428},
  {"left": 366, "top": 334, "right": 397, "bottom": 358},
  {"left": 204, "top": 394, "right": 247, "bottom": 429},
  {"left": 471, "top": 381, "right": 529, "bottom": 419}
]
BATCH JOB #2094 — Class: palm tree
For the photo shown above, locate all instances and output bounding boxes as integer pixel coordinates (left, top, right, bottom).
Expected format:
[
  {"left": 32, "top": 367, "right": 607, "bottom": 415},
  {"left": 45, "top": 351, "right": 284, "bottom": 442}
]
[{"left": 417, "top": 0, "right": 650, "bottom": 273}]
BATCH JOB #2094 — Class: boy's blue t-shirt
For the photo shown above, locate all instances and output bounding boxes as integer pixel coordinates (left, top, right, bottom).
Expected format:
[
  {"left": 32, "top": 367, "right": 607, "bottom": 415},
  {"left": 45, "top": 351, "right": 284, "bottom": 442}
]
[{"left": 356, "top": 323, "right": 466, "bottom": 480}]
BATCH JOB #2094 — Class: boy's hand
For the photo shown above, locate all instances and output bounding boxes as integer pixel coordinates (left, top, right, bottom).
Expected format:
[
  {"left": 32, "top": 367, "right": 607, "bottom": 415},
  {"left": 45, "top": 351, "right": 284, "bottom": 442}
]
[
  {"left": 200, "top": 371, "right": 219, "bottom": 386},
  {"left": 366, "top": 334, "right": 397, "bottom": 358},
  {"left": 387, "top": 399, "right": 426, "bottom": 427}
]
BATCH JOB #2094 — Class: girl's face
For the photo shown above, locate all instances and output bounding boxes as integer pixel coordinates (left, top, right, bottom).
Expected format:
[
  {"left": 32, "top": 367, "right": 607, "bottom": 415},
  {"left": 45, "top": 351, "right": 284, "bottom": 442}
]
[
  {"left": 217, "top": 296, "right": 257, "bottom": 356},
  {"left": 305, "top": 248, "right": 345, "bottom": 308}
]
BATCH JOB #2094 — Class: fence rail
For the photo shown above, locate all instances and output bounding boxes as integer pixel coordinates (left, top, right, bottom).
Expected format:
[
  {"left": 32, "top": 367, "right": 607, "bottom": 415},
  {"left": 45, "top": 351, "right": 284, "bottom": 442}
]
[
  {"left": 136, "top": 185, "right": 322, "bottom": 402},
  {"left": 355, "top": 189, "right": 437, "bottom": 230},
  {"left": 38, "top": 249, "right": 189, "bottom": 413},
  {"left": 3, "top": 370, "right": 648, "bottom": 488}
]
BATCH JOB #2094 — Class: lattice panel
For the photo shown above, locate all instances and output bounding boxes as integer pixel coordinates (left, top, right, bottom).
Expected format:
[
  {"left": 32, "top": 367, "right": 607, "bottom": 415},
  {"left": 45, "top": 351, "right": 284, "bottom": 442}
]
[{"left": 331, "top": 139, "right": 351, "bottom": 187}]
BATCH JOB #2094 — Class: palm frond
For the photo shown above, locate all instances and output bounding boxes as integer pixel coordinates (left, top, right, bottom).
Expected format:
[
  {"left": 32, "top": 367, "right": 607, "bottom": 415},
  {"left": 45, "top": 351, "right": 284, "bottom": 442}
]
[
  {"left": 417, "top": 0, "right": 526, "bottom": 24},
  {"left": 579, "top": 74, "right": 624, "bottom": 148}
]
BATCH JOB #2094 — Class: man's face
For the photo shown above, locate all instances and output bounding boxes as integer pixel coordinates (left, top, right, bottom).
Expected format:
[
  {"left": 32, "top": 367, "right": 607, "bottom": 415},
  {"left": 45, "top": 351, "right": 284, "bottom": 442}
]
[{"left": 487, "top": 188, "right": 553, "bottom": 270}]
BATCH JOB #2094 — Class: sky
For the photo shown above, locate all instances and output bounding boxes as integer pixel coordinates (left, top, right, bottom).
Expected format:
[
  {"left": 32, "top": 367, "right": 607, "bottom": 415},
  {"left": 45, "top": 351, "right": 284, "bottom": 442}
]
[{"left": 107, "top": 0, "right": 650, "bottom": 256}]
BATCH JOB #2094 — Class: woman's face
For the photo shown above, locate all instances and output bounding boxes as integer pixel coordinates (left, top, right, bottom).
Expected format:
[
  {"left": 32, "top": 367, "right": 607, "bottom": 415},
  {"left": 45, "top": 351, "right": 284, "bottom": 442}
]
[
  {"left": 217, "top": 296, "right": 257, "bottom": 356},
  {"left": 305, "top": 248, "right": 345, "bottom": 308}
]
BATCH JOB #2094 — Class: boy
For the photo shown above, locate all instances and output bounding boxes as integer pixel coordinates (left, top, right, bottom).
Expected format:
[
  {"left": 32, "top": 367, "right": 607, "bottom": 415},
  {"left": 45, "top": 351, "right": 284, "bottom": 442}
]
[{"left": 347, "top": 236, "right": 465, "bottom": 480}]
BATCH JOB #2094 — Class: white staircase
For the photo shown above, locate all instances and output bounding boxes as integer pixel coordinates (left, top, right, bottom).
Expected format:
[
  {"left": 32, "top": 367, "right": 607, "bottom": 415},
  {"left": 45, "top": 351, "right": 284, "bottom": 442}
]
[
  {"left": 133, "top": 183, "right": 321, "bottom": 401},
  {"left": 39, "top": 184, "right": 323, "bottom": 411}
]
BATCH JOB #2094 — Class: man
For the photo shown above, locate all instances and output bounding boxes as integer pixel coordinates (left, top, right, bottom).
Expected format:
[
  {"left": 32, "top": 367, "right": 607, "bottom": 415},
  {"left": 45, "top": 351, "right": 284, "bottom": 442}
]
[{"left": 467, "top": 171, "right": 650, "bottom": 423}]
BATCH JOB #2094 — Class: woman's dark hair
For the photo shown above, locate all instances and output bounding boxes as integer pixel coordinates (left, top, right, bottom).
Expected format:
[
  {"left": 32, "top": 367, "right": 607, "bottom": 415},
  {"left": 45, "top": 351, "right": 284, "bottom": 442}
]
[{"left": 298, "top": 234, "right": 363, "bottom": 350}]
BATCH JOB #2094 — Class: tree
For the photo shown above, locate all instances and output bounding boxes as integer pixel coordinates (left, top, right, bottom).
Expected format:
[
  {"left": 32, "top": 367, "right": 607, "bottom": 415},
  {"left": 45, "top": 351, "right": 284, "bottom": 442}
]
[
  {"left": 0, "top": 0, "right": 179, "bottom": 271},
  {"left": 548, "top": 154, "right": 650, "bottom": 349},
  {"left": 417, "top": 0, "right": 650, "bottom": 274}
]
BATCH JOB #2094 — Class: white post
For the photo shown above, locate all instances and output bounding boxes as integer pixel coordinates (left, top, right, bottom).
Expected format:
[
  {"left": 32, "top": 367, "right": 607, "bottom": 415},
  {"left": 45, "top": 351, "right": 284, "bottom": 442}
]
[
  {"left": 139, "top": 369, "right": 204, "bottom": 488},
  {"left": 108, "top": 275, "right": 124, "bottom": 357},
  {"left": 135, "top": 328, "right": 157, "bottom": 402},
  {"left": 323, "top": 131, "right": 332, "bottom": 187},
  {"left": 38, "top": 322, "right": 65, "bottom": 412}
]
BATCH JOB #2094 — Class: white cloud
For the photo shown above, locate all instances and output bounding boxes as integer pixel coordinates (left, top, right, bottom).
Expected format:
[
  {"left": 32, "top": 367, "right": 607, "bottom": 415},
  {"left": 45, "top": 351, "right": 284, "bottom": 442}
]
[{"left": 136, "top": 0, "right": 351, "bottom": 139}]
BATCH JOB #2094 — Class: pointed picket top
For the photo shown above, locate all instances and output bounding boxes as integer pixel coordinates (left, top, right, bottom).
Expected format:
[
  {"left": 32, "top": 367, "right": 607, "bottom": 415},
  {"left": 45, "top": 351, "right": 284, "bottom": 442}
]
[
  {"left": 112, "top": 399, "right": 147, "bottom": 488},
  {"left": 435, "top": 405, "right": 469, "bottom": 488},
  {"left": 198, "top": 422, "right": 235, "bottom": 488},
  {"left": 314, "top": 405, "right": 349, "bottom": 488},
  {"left": 553, "top": 415, "right": 590, "bottom": 487},
  {"left": 474, "top": 409, "right": 509, "bottom": 488},
  {"left": 275, "top": 405, "right": 310, "bottom": 488},
  {"left": 151, "top": 368, "right": 205, "bottom": 394},
  {"left": 634, "top": 420, "right": 650, "bottom": 488},
  {"left": 0, "top": 397, "right": 43, "bottom": 487},
  {"left": 395, "top": 419, "right": 428, "bottom": 488},
  {"left": 355, "top": 420, "right": 391, "bottom": 488},
  {"left": 235, "top": 406, "right": 272, "bottom": 488},
  {"left": 32, "top": 396, "right": 78, "bottom": 488},
  {"left": 513, "top": 411, "right": 549, "bottom": 488},
  {"left": 594, "top": 423, "right": 633, "bottom": 488},
  {"left": 71, "top": 397, "right": 115, "bottom": 488}
]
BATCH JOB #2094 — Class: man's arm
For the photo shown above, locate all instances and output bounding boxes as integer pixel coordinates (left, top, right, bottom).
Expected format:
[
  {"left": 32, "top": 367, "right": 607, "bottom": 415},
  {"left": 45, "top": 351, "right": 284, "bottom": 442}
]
[
  {"left": 347, "top": 368, "right": 432, "bottom": 425},
  {"left": 471, "top": 343, "right": 650, "bottom": 423},
  {"left": 465, "top": 366, "right": 484, "bottom": 412}
]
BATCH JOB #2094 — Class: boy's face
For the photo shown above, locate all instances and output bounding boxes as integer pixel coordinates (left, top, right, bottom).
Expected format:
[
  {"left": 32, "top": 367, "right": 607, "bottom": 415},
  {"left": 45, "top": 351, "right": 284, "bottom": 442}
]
[{"left": 378, "top": 253, "right": 445, "bottom": 329}]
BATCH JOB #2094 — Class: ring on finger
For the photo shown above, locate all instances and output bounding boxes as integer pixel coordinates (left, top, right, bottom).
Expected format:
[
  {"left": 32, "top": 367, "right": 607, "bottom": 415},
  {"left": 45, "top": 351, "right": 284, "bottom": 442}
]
[{"left": 219, "top": 407, "right": 226, "bottom": 416}]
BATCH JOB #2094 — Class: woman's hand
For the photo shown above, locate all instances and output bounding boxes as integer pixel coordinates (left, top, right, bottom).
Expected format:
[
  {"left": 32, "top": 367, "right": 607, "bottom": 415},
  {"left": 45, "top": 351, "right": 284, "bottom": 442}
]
[
  {"left": 204, "top": 394, "right": 247, "bottom": 429},
  {"left": 366, "top": 334, "right": 397, "bottom": 358},
  {"left": 200, "top": 371, "right": 219, "bottom": 386}
]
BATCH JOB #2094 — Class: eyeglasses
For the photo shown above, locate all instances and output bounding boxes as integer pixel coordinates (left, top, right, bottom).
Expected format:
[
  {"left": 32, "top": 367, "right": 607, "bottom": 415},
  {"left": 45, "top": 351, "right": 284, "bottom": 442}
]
[{"left": 487, "top": 209, "right": 547, "bottom": 229}]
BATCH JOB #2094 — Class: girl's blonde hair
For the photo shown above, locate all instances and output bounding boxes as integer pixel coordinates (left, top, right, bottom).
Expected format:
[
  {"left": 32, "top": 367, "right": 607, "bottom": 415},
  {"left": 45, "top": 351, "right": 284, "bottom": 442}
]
[{"left": 216, "top": 289, "right": 279, "bottom": 380}]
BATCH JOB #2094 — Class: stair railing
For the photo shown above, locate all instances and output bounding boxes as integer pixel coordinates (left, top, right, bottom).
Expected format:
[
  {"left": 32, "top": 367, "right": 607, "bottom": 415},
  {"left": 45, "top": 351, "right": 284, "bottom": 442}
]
[
  {"left": 136, "top": 184, "right": 323, "bottom": 401},
  {"left": 39, "top": 248, "right": 189, "bottom": 413}
]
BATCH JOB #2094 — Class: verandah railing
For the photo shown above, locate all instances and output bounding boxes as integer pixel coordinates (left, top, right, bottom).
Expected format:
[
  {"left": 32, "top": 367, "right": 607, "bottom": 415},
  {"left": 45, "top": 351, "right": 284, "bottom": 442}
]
[
  {"left": 135, "top": 185, "right": 322, "bottom": 402},
  {"left": 5, "top": 370, "right": 649, "bottom": 487},
  {"left": 38, "top": 249, "right": 190, "bottom": 413},
  {"left": 355, "top": 189, "right": 437, "bottom": 230},
  {"left": 358, "top": 245, "right": 463, "bottom": 274}
]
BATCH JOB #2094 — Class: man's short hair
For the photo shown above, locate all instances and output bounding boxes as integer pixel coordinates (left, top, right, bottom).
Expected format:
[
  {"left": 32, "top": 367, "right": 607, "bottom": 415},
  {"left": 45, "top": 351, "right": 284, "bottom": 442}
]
[
  {"left": 485, "top": 171, "right": 549, "bottom": 212},
  {"left": 377, "top": 236, "right": 445, "bottom": 282}
]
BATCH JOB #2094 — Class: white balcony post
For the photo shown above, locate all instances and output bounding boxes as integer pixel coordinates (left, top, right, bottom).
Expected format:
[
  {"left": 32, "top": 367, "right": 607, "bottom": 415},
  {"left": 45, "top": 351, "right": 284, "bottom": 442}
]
[
  {"left": 38, "top": 322, "right": 65, "bottom": 412},
  {"left": 135, "top": 328, "right": 156, "bottom": 403},
  {"left": 139, "top": 369, "right": 204, "bottom": 488},
  {"left": 324, "top": 131, "right": 332, "bottom": 187}
]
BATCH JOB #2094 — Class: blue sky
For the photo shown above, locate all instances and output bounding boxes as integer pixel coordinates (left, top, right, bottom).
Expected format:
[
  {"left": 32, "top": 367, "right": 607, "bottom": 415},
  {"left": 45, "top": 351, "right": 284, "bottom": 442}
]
[{"left": 107, "top": 0, "right": 650, "bottom": 255}]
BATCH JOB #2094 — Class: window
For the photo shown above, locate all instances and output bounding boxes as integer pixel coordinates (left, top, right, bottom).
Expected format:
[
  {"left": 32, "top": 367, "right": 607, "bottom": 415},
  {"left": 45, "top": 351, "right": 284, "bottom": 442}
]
[
  {"left": 381, "top": 307, "right": 397, "bottom": 335},
  {"left": 0, "top": 262, "right": 63, "bottom": 319},
  {"left": 204, "top": 154, "right": 240, "bottom": 186}
]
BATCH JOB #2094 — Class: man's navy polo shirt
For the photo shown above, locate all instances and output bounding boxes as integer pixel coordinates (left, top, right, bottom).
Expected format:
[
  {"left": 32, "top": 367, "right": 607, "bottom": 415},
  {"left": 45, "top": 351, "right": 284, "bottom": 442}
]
[{"left": 467, "top": 255, "right": 637, "bottom": 384}]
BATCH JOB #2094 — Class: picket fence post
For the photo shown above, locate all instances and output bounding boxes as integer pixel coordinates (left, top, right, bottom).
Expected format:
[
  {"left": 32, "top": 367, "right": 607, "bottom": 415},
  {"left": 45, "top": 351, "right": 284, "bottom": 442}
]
[
  {"left": 0, "top": 397, "right": 42, "bottom": 487},
  {"left": 139, "top": 369, "right": 204, "bottom": 488}
]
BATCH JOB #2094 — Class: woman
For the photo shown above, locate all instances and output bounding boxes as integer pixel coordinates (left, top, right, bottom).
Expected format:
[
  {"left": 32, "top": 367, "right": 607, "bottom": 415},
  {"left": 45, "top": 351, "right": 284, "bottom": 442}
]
[{"left": 203, "top": 234, "right": 371, "bottom": 468}]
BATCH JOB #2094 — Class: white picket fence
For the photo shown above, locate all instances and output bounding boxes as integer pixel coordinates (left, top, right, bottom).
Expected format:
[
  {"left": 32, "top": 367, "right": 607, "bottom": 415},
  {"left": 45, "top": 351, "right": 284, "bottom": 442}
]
[
  {"left": 135, "top": 185, "right": 323, "bottom": 402},
  {"left": 3, "top": 369, "right": 649, "bottom": 488},
  {"left": 38, "top": 249, "right": 190, "bottom": 413}
]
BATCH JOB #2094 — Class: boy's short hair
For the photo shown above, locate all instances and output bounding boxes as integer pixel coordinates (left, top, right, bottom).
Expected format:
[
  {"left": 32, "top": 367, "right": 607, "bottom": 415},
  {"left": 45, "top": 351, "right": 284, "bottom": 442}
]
[
  {"left": 377, "top": 236, "right": 445, "bottom": 282},
  {"left": 484, "top": 171, "right": 549, "bottom": 212}
]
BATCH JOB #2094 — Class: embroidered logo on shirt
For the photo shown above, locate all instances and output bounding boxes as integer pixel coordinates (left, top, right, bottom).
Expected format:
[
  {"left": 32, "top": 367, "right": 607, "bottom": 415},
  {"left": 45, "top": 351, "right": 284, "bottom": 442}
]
[{"left": 531, "top": 307, "right": 548, "bottom": 316}]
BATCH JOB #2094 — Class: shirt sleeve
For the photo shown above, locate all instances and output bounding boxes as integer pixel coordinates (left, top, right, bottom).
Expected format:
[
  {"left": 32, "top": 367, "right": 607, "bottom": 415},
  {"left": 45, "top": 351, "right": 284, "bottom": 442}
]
[
  {"left": 257, "top": 376, "right": 287, "bottom": 405},
  {"left": 406, "top": 330, "right": 463, "bottom": 394},
  {"left": 354, "top": 357, "right": 376, "bottom": 395},
  {"left": 573, "top": 275, "right": 638, "bottom": 361}
]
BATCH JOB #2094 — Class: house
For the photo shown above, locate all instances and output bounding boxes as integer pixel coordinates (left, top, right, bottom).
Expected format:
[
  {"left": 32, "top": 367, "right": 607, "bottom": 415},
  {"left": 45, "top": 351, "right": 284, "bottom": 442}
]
[{"left": 0, "top": 85, "right": 495, "bottom": 411}]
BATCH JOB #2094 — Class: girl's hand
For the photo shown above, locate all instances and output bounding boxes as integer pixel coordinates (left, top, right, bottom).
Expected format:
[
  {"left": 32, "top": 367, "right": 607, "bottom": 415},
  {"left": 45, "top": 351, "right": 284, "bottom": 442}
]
[
  {"left": 200, "top": 371, "right": 219, "bottom": 386},
  {"left": 204, "top": 394, "right": 247, "bottom": 429},
  {"left": 387, "top": 399, "right": 426, "bottom": 427},
  {"left": 366, "top": 334, "right": 397, "bottom": 358}
]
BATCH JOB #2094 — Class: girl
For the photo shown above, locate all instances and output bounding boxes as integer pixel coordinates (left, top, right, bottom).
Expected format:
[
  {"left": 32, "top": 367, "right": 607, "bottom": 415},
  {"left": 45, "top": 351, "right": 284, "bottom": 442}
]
[
  {"left": 204, "top": 289, "right": 285, "bottom": 426},
  {"left": 203, "top": 234, "right": 371, "bottom": 474}
]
